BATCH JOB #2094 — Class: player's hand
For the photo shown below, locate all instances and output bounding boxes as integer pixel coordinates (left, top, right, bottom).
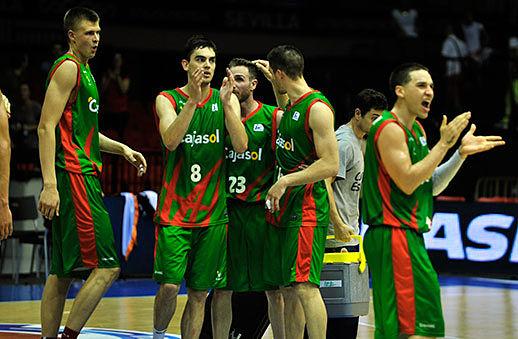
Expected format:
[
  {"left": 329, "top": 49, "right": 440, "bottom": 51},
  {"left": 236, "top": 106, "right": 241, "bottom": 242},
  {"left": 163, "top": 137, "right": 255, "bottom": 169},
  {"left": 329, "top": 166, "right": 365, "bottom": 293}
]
[
  {"left": 439, "top": 112, "right": 470, "bottom": 148},
  {"left": 0, "top": 204, "right": 13, "bottom": 240},
  {"left": 265, "top": 177, "right": 287, "bottom": 213},
  {"left": 459, "top": 123, "right": 505, "bottom": 158},
  {"left": 253, "top": 60, "right": 274, "bottom": 82},
  {"left": 39, "top": 185, "right": 60, "bottom": 220},
  {"left": 334, "top": 221, "right": 354, "bottom": 243},
  {"left": 190, "top": 68, "right": 204, "bottom": 104},
  {"left": 123, "top": 147, "right": 147, "bottom": 177},
  {"left": 220, "top": 68, "right": 235, "bottom": 104}
]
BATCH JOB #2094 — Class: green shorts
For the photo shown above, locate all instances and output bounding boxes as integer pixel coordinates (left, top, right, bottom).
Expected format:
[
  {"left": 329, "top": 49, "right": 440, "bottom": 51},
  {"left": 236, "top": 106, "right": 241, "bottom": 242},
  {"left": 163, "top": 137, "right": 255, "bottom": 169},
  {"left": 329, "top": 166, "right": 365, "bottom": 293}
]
[
  {"left": 364, "top": 226, "right": 445, "bottom": 338},
  {"left": 154, "top": 223, "right": 227, "bottom": 290},
  {"left": 51, "top": 170, "right": 119, "bottom": 277},
  {"left": 263, "top": 222, "right": 283, "bottom": 287},
  {"left": 280, "top": 225, "right": 327, "bottom": 286},
  {"left": 226, "top": 199, "right": 277, "bottom": 292}
]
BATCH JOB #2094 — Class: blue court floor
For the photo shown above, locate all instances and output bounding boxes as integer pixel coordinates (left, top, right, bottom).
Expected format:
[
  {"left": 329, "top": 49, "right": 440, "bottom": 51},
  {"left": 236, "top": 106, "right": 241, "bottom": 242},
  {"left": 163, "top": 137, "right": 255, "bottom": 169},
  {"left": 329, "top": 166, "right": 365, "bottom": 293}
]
[{"left": 1, "top": 275, "right": 517, "bottom": 302}]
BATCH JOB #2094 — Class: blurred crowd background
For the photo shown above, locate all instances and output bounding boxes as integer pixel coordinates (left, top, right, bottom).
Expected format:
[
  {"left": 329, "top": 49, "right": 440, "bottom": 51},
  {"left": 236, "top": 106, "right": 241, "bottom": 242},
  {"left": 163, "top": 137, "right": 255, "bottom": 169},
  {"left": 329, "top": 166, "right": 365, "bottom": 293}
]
[{"left": 1, "top": 0, "right": 516, "bottom": 200}]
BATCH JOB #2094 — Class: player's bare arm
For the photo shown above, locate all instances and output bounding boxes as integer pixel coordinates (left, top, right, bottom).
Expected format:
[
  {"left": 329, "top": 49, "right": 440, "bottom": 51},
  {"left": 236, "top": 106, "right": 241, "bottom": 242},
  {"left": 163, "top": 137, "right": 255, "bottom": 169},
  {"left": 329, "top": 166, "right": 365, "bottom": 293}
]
[
  {"left": 157, "top": 68, "right": 204, "bottom": 151},
  {"left": 267, "top": 102, "right": 338, "bottom": 211},
  {"left": 38, "top": 60, "right": 78, "bottom": 220},
  {"left": 378, "top": 112, "right": 470, "bottom": 195},
  {"left": 324, "top": 177, "right": 353, "bottom": 243},
  {"left": 1, "top": 91, "right": 11, "bottom": 117},
  {"left": 221, "top": 68, "right": 247, "bottom": 153},
  {"left": 99, "top": 133, "right": 147, "bottom": 176},
  {"left": 253, "top": 59, "right": 289, "bottom": 108},
  {"left": 0, "top": 91, "right": 12, "bottom": 240}
]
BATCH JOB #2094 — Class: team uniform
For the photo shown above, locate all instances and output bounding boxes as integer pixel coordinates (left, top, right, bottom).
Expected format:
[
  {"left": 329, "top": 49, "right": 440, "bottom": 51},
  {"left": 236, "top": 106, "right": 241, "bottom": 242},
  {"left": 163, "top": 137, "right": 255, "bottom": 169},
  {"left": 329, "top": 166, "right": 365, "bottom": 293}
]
[
  {"left": 225, "top": 101, "right": 279, "bottom": 292},
  {"left": 48, "top": 53, "right": 119, "bottom": 277},
  {"left": 153, "top": 88, "right": 227, "bottom": 289},
  {"left": 267, "top": 90, "right": 332, "bottom": 286},
  {"left": 361, "top": 110, "right": 444, "bottom": 338}
]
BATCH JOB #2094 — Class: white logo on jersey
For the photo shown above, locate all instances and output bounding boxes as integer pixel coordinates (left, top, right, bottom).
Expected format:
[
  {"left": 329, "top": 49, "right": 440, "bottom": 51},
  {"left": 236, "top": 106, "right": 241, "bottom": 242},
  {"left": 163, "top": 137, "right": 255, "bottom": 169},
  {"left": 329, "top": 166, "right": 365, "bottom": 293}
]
[
  {"left": 276, "top": 135, "right": 295, "bottom": 152},
  {"left": 182, "top": 129, "right": 221, "bottom": 147},
  {"left": 292, "top": 111, "right": 300, "bottom": 121},
  {"left": 226, "top": 147, "right": 263, "bottom": 162},
  {"left": 212, "top": 103, "right": 219, "bottom": 111},
  {"left": 88, "top": 97, "right": 99, "bottom": 113},
  {"left": 253, "top": 123, "right": 264, "bottom": 132},
  {"left": 419, "top": 136, "right": 427, "bottom": 146}
]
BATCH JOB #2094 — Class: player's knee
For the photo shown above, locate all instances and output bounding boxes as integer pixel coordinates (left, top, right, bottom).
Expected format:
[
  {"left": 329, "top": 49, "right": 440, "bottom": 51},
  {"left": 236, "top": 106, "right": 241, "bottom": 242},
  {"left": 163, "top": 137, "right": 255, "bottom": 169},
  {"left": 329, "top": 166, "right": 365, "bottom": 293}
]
[
  {"left": 161, "top": 283, "right": 180, "bottom": 297},
  {"left": 266, "top": 289, "right": 283, "bottom": 304},
  {"left": 213, "top": 289, "right": 232, "bottom": 299},
  {"left": 187, "top": 289, "right": 208, "bottom": 304},
  {"left": 94, "top": 267, "right": 120, "bottom": 284},
  {"left": 106, "top": 267, "right": 121, "bottom": 281},
  {"left": 294, "top": 281, "right": 316, "bottom": 292}
]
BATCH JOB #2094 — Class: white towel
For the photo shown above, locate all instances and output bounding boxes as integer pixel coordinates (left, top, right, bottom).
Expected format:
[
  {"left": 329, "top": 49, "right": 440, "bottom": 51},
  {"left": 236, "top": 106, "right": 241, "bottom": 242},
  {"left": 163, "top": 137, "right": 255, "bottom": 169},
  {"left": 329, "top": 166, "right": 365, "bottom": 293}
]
[
  {"left": 139, "top": 190, "right": 158, "bottom": 210},
  {"left": 120, "top": 192, "right": 138, "bottom": 260}
]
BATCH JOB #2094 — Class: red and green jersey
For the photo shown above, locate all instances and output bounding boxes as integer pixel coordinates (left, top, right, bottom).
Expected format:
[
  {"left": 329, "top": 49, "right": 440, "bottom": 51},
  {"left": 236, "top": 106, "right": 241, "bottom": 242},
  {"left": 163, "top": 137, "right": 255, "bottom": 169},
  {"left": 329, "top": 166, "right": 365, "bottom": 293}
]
[
  {"left": 268, "top": 90, "right": 333, "bottom": 228},
  {"left": 46, "top": 53, "right": 102, "bottom": 176},
  {"left": 154, "top": 88, "right": 228, "bottom": 227},
  {"left": 361, "top": 110, "right": 433, "bottom": 233},
  {"left": 226, "top": 101, "right": 279, "bottom": 202}
]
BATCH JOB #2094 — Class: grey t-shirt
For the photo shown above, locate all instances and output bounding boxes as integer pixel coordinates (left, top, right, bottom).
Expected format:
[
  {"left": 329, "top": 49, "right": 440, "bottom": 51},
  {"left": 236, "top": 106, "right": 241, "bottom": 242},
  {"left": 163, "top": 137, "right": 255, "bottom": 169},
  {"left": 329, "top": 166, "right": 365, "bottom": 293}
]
[{"left": 326, "top": 124, "right": 364, "bottom": 248}]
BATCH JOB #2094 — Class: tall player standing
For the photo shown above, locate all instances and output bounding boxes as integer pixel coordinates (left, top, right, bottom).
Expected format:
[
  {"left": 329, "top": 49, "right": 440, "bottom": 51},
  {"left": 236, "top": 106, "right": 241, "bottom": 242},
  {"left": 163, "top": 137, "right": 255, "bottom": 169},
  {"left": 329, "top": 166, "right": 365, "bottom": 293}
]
[
  {"left": 259, "top": 45, "right": 348, "bottom": 339},
  {"left": 152, "top": 35, "right": 247, "bottom": 339},
  {"left": 362, "top": 63, "right": 505, "bottom": 338},
  {"left": 38, "top": 7, "right": 147, "bottom": 339}
]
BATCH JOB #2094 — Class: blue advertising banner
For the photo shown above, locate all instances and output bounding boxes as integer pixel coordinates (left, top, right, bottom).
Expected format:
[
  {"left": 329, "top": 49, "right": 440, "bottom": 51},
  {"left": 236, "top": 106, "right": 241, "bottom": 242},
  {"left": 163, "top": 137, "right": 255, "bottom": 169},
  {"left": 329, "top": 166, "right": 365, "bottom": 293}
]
[{"left": 360, "top": 201, "right": 518, "bottom": 278}]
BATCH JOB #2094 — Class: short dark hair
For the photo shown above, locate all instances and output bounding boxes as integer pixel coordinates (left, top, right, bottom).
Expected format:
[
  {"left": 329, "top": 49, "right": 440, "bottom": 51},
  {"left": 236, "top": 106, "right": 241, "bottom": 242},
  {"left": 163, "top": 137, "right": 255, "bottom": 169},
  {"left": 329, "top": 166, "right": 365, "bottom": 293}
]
[
  {"left": 354, "top": 89, "right": 388, "bottom": 117},
  {"left": 389, "top": 62, "right": 429, "bottom": 93},
  {"left": 267, "top": 45, "right": 304, "bottom": 79},
  {"left": 184, "top": 35, "right": 217, "bottom": 60},
  {"left": 63, "top": 7, "right": 99, "bottom": 38},
  {"left": 228, "top": 58, "right": 259, "bottom": 80}
]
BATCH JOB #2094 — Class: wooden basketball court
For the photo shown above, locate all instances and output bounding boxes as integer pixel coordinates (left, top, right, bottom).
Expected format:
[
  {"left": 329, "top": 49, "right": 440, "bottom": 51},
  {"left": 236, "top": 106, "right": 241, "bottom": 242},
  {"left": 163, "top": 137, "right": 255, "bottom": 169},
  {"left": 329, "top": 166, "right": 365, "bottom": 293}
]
[{"left": 0, "top": 276, "right": 517, "bottom": 338}]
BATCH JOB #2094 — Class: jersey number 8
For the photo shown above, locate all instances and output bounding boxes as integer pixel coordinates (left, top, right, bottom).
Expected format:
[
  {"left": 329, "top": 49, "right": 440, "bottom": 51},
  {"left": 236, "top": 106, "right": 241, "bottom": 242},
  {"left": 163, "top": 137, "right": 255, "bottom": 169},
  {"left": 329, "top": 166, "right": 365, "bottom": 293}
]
[{"left": 191, "top": 164, "right": 202, "bottom": 182}]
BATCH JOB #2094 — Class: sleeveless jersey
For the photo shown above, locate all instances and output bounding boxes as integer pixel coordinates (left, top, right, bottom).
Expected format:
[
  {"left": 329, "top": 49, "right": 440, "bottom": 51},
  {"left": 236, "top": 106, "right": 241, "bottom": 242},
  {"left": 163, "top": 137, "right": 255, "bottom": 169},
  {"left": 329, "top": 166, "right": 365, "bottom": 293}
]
[
  {"left": 154, "top": 88, "right": 228, "bottom": 227},
  {"left": 46, "top": 53, "right": 102, "bottom": 175},
  {"left": 361, "top": 110, "right": 433, "bottom": 233},
  {"left": 226, "top": 102, "right": 278, "bottom": 202},
  {"left": 268, "top": 90, "right": 333, "bottom": 228}
]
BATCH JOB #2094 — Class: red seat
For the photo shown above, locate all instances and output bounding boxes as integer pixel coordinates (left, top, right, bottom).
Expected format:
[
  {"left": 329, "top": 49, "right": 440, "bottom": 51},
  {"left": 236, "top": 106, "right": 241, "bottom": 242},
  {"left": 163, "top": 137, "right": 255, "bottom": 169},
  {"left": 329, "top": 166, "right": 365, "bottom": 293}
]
[
  {"left": 436, "top": 195, "right": 466, "bottom": 202},
  {"left": 476, "top": 196, "right": 518, "bottom": 203}
]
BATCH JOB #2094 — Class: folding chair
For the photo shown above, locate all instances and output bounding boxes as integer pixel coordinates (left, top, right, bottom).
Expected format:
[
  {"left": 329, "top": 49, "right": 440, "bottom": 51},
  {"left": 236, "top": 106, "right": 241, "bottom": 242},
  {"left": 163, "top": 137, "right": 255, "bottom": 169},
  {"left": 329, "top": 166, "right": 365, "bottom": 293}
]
[{"left": 0, "top": 196, "right": 49, "bottom": 283}]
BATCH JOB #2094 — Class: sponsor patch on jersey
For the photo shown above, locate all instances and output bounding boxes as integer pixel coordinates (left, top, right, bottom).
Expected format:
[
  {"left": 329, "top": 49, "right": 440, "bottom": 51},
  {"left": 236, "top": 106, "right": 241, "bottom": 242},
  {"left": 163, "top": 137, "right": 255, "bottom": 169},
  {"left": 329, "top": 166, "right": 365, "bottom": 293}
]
[
  {"left": 419, "top": 136, "right": 427, "bottom": 146},
  {"left": 88, "top": 97, "right": 99, "bottom": 114},
  {"left": 276, "top": 135, "right": 295, "bottom": 152},
  {"left": 182, "top": 129, "right": 221, "bottom": 147},
  {"left": 292, "top": 111, "right": 300, "bottom": 121},
  {"left": 253, "top": 123, "right": 264, "bottom": 132},
  {"left": 227, "top": 148, "right": 263, "bottom": 162},
  {"left": 0, "top": 324, "right": 181, "bottom": 338}
]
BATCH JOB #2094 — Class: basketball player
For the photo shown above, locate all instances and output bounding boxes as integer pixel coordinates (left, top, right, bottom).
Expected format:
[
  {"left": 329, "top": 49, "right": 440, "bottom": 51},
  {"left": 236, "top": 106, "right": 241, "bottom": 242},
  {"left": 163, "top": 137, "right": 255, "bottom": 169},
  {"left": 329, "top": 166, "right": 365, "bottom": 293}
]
[
  {"left": 260, "top": 45, "right": 347, "bottom": 339},
  {"left": 38, "top": 7, "right": 147, "bottom": 339},
  {"left": 362, "top": 62, "right": 505, "bottom": 338},
  {"left": 152, "top": 35, "right": 247, "bottom": 339},
  {"left": 211, "top": 58, "right": 285, "bottom": 339}
]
